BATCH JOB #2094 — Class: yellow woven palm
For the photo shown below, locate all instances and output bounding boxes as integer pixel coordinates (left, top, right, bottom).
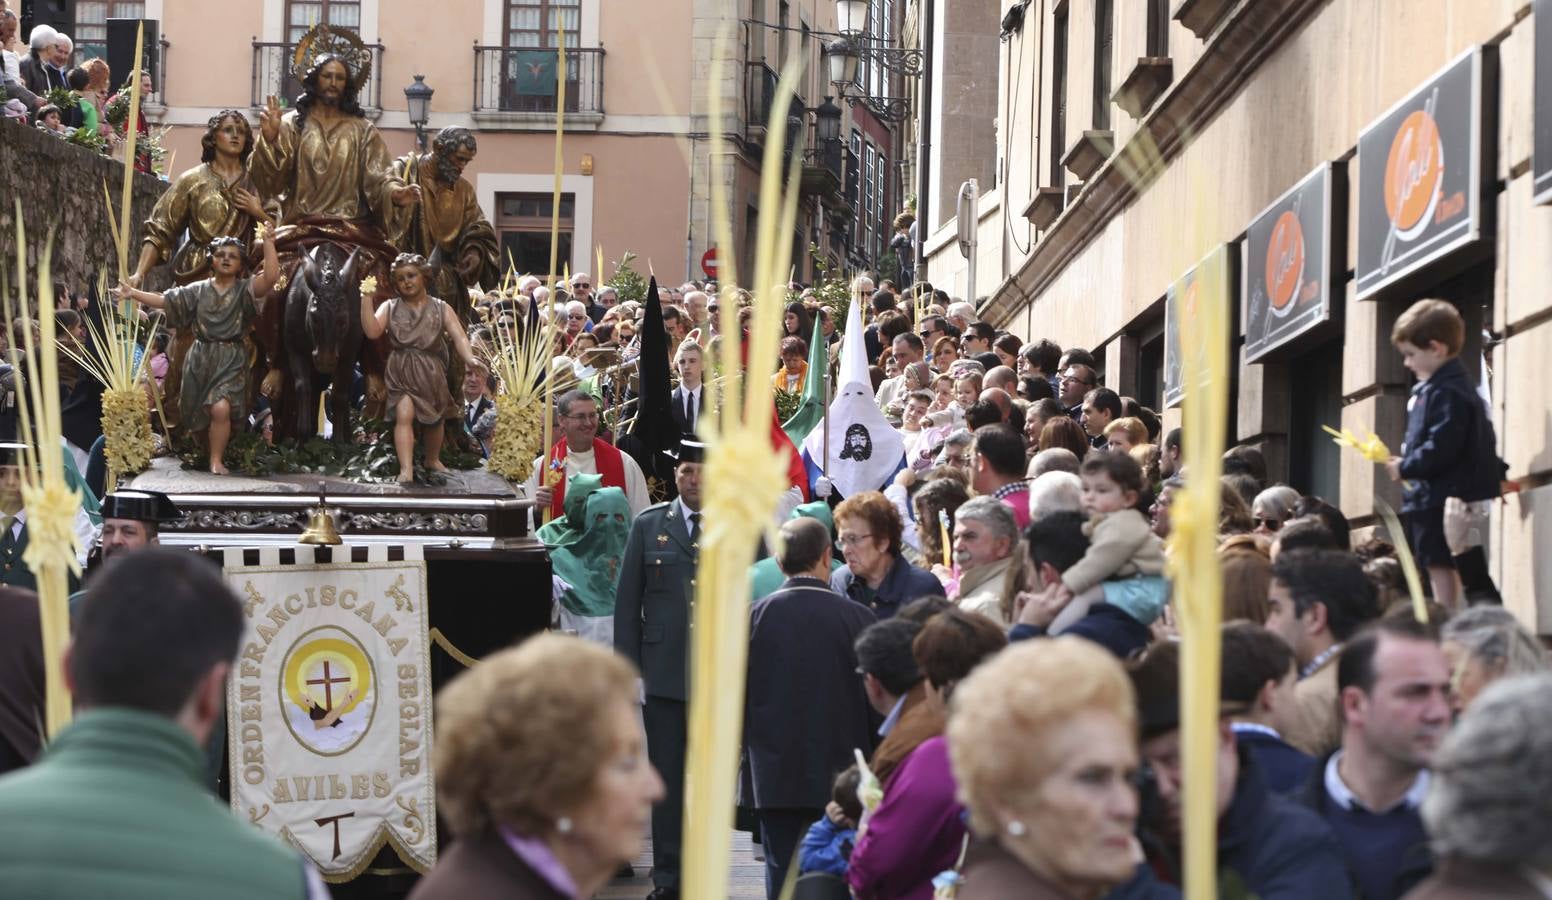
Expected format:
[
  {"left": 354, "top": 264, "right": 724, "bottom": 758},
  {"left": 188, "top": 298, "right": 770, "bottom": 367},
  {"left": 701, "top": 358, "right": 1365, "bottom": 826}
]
[
  {"left": 3, "top": 207, "right": 84, "bottom": 738},
  {"left": 678, "top": 45, "right": 806, "bottom": 900}
]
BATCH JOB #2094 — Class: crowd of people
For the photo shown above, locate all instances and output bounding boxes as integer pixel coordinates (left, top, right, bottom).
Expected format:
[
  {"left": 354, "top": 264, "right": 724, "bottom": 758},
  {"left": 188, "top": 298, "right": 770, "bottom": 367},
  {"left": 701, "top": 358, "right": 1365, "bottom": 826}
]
[
  {"left": 451, "top": 274, "right": 1531, "bottom": 899},
  {"left": 0, "top": 62, "right": 1538, "bottom": 894},
  {"left": 2, "top": 11, "right": 157, "bottom": 167}
]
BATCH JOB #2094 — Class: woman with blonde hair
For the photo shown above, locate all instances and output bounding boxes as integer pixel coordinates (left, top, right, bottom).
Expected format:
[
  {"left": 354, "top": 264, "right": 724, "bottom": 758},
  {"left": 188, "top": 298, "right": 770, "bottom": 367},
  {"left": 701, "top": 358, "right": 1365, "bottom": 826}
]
[
  {"left": 947, "top": 638, "right": 1141, "bottom": 898},
  {"left": 1101, "top": 417, "right": 1148, "bottom": 453},
  {"left": 409, "top": 634, "right": 664, "bottom": 899}
]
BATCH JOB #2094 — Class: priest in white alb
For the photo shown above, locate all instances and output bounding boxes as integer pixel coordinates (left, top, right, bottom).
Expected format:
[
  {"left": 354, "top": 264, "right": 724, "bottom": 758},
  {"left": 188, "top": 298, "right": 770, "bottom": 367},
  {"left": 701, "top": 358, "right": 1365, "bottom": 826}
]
[{"left": 527, "top": 389, "right": 651, "bottom": 527}]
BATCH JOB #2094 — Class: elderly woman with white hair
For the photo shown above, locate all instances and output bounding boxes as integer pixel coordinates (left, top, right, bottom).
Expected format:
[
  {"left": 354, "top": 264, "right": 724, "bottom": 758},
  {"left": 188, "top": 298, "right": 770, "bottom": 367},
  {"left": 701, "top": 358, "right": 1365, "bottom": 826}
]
[
  {"left": 1027, "top": 470, "right": 1082, "bottom": 519},
  {"left": 1406, "top": 672, "right": 1552, "bottom": 899},
  {"left": 1438, "top": 606, "right": 1546, "bottom": 715},
  {"left": 18, "top": 23, "right": 63, "bottom": 95},
  {"left": 1251, "top": 485, "right": 1301, "bottom": 537},
  {"left": 946, "top": 637, "right": 1141, "bottom": 898}
]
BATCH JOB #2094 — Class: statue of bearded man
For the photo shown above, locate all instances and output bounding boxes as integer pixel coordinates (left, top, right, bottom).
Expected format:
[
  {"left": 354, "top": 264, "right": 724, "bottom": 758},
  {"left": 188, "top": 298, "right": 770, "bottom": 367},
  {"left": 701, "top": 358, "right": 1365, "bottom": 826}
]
[
  {"left": 389, "top": 126, "right": 500, "bottom": 313},
  {"left": 250, "top": 51, "right": 418, "bottom": 230}
]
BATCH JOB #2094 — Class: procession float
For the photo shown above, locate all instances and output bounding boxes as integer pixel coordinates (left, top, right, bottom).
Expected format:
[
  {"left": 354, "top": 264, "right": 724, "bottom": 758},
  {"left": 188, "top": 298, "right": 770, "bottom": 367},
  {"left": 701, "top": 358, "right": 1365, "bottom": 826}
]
[{"left": 3, "top": 23, "right": 583, "bottom": 897}]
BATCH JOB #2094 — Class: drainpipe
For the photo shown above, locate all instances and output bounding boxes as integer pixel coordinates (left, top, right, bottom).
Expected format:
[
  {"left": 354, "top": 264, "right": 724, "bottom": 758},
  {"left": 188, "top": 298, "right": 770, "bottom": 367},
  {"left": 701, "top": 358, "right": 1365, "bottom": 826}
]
[{"left": 914, "top": 0, "right": 936, "bottom": 285}]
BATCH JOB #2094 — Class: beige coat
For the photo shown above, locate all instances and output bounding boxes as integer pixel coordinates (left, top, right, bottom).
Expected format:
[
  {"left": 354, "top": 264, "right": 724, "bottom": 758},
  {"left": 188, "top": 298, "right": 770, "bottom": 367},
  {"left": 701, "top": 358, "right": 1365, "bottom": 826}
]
[
  {"left": 955, "top": 555, "right": 1016, "bottom": 626},
  {"left": 1062, "top": 508, "right": 1166, "bottom": 594},
  {"left": 1288, "top": 651, "right": 1342, "bottom": 757}
]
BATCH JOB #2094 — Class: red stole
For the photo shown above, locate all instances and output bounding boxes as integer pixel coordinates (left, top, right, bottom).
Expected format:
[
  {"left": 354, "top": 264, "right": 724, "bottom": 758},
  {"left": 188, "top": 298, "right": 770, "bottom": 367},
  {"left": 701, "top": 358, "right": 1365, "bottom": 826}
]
[{"left": 548, "top": 438, "right": 627, "bottom": 519}]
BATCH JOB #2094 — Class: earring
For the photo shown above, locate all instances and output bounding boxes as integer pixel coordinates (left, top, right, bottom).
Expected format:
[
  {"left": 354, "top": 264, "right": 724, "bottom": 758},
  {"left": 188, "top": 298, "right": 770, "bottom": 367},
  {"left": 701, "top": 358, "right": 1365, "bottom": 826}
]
[
  {"left": 1005, "top": 820, "right": 1027, "bottom": 837},
  {"left": 556, "top": 817, "right": 573, "bottom": 835}
]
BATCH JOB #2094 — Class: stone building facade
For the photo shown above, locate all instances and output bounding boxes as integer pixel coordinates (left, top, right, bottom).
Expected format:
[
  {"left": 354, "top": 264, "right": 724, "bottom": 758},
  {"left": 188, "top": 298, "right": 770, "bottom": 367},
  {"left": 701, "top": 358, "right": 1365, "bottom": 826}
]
[
  {"left": 0, "top": 119, "right": 166, "bottom": 293},
  {"left": 921, "top": 0, "right": 1552, "bottom": 630}
]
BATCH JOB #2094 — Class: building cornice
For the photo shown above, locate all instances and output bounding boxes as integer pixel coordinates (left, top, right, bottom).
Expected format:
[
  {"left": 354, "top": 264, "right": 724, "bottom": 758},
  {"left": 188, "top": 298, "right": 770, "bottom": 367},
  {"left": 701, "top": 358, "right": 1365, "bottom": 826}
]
[{"left": 983, "top": 0, "right": 1328, "bottom": 328}]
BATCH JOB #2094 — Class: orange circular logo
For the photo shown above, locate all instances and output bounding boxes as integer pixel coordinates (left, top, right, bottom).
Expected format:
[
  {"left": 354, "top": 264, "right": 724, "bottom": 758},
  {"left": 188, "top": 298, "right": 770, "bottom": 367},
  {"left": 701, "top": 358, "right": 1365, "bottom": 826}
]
[
  {"left": 1182, "top": 278, "right": 1200, "bottom": 323},
  {"left": 1265, "top": 210, "right": 1305, "bottom": 315},
  {"left": 1383, "top": 110, "right": 1443, "bottom": 239}
]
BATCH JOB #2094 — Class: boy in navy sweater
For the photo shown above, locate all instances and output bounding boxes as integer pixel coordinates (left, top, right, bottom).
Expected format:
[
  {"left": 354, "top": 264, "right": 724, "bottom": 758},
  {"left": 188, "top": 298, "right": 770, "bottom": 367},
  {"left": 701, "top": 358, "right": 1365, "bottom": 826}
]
[{"left": 1385, "top": 299, "right": 1503, "bottom": 610}]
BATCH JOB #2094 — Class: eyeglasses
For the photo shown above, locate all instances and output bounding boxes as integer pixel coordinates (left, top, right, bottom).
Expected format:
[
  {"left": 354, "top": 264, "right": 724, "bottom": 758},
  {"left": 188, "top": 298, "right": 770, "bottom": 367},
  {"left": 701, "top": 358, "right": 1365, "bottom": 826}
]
[
  {"left": 1254, "top": 517, "right": 1283, "bottom": 531},
  {"left": 568, "top": 314, "right": 586, "bottom": 320},
  {"left": 574, "top": 283, "right": 591, "bottom": 289},
  {"left": 835, "top": 533, "right": 874, "bottom": 548}
]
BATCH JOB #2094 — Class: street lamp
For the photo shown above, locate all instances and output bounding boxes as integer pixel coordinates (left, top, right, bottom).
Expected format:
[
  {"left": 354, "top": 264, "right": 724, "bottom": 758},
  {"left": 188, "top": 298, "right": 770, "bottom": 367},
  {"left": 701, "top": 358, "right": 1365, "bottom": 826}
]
[
  {"left": 825, "top": 38, "right": 859, "bottom": 89},
  {"left": 404, "top": 74, "right": 434, "bottom": 152},
  {"left": 835, "top": 0, "right": 869, "bottom": 36},
  {"left": 815, "top": 96, "right": 842, "bottom": 144}
]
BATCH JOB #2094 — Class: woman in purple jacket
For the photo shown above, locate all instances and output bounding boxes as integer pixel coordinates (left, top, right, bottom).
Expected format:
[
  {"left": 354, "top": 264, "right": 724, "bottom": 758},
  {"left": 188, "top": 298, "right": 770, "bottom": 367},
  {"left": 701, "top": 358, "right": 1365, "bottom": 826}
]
[{"left": 848, "top": 609, "right": 1007, "bottom": 899}]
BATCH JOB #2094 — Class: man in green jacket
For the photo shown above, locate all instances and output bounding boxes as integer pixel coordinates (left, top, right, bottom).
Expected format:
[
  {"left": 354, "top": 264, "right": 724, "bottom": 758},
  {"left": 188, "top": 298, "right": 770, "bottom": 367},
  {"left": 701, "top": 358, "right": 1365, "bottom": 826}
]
[{"left": 0, "top": 548, "right": 329, "bottom": 900}]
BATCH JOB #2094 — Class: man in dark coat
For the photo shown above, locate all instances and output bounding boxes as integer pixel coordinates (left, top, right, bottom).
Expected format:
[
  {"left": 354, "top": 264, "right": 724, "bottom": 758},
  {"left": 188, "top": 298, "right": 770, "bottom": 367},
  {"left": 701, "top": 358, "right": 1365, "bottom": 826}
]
[
  {"left": 614, "top": 440, "right": 705, "bottom": 900},
  {"left": 743, "top": 517, "right": 878, "bottom": 898},
  {"left": 1108, "top": 639, "right": 1354, "bottom": 899},
  {"left": 0, "top": 586, "right": 43, "bottom": 775}
]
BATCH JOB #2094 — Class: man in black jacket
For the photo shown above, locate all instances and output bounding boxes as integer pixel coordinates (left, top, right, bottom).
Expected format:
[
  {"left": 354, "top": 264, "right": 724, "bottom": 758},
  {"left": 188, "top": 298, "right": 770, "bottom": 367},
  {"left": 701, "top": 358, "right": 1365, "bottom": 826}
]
[
  {"left": 1107, "top": 640, "right": 1354, "bottom": 899},
  {"left": 743, "top": 517, "right": 877, "bottom": 898},
  {"left": 1009, "top": 511, "right": 1150, "bottom": 660}
]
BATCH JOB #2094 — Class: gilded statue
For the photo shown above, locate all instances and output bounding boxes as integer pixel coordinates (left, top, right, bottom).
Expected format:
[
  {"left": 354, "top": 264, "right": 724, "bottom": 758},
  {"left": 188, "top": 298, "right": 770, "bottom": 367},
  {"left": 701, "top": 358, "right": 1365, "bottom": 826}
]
[
  {"left": 247, "top": 26, "right": 420, "bottom": 440},
  {"left": 132, "top": 110, "right": 265, "bottom": 431}
]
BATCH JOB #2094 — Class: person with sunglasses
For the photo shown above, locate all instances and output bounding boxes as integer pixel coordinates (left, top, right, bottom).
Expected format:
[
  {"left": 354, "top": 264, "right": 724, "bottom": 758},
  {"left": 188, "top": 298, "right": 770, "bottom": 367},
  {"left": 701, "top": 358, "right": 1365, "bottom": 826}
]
[
  {"left": 1252, "top": 485, "right": 1301, "bottom": 537},
  {"left": 570, "top": 271, "right": 607, "bottom": 323}
]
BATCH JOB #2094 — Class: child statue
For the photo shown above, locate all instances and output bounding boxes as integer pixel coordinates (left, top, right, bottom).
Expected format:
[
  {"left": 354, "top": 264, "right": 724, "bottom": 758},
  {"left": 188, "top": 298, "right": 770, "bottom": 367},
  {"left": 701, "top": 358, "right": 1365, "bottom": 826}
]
[
  {"left": 115, "top": 227, "right": 280, "bottom": 475},
  {"left": 363, "top": 253, "right": 479, "bottom": 483}
]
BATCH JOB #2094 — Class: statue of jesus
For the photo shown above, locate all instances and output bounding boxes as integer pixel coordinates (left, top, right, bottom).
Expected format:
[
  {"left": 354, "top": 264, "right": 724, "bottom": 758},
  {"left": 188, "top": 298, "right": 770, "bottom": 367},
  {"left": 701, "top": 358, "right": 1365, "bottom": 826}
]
[
  {"left": 245, "top": 27, "right": 421, "bottom": 433},
  {"left": 250, "top": 51, "right": 420, "bottom": 228}
]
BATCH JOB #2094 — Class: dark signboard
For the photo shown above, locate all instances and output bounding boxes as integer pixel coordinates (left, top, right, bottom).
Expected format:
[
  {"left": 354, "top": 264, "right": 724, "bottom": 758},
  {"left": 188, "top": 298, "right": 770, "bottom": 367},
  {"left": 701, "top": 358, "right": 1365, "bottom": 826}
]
[
  {"left": 1242, "top": 163, "right": 1345, "bottom": 362},
  {"left": 1355, "top": 45, "right": 1496, "bottom": 300},
  {"left": 1163, "top": 244, "right": 1233, "bottom": 410},
  {"left": 1536, "top": 0, "right": 1552, "bottom": 203}
]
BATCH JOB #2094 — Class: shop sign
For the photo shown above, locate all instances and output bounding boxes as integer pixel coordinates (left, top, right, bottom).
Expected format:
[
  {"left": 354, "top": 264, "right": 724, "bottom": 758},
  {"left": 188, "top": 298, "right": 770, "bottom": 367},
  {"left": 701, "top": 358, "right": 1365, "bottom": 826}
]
[
  {"left": 1163, "top": 244, "right": 1233, "bottom": 410},
  {"left": 1242, "top": 163, "right": 1343, "bottom": 362},
  {"left": 1355, "top": 46, "right": 1496, "bottom": 299}
]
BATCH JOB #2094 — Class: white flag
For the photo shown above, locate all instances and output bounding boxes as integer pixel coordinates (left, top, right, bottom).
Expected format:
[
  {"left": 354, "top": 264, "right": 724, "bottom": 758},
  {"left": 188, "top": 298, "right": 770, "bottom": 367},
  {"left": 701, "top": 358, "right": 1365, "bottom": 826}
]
[{"left": 801, "top": 298, "right": 904, "bottom": 498}]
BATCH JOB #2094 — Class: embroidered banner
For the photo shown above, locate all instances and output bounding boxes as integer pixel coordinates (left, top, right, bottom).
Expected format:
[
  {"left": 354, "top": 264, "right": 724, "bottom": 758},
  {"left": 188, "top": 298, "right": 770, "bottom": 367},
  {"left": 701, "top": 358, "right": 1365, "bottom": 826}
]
[{"left": 224, "top": 545, "right": 436, "bottom": 881}]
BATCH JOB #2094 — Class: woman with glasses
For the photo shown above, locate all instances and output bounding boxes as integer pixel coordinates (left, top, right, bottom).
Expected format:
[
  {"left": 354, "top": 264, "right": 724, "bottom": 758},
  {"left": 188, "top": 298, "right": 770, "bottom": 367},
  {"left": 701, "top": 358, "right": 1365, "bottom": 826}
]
[
  {"left": 1251, "top": 485, "right": 1301, "bottom": 537},
  {"left": 829, "top": 491, "right": 943, "bottom": 620}
]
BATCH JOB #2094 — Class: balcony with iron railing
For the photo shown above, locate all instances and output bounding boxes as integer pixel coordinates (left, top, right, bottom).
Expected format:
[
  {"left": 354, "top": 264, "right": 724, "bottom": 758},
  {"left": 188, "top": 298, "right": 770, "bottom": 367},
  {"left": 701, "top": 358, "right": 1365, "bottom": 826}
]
[
  {"left": 471, "top": 46, "right": 604, "bottom": 130},
  {"left": 250, "top": 40, "right": 385, "bottom": 117}
]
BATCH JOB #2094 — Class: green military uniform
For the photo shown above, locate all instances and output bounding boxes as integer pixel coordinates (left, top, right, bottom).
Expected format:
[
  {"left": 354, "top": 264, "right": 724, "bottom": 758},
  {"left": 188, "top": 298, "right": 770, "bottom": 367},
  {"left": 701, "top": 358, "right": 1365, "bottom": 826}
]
[
  {"left": 0, "top": 515, "right": 83, "bottom": 595},
  {"left": 0, "top": 708, "right": 317, "bottom": 900},
  {"left": 614, "top": 444, "right": 703, "bottom": 894},
  {"left": 0, "top": 515, "right": 32, "bottom": 591}
]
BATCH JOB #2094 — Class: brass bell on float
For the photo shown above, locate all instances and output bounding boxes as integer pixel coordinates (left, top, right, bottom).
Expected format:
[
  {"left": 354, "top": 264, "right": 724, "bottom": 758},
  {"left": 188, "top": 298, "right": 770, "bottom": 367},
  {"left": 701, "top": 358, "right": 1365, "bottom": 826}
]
[{"left": 298, "top": 482, "right": 343, "bottom": 546}]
